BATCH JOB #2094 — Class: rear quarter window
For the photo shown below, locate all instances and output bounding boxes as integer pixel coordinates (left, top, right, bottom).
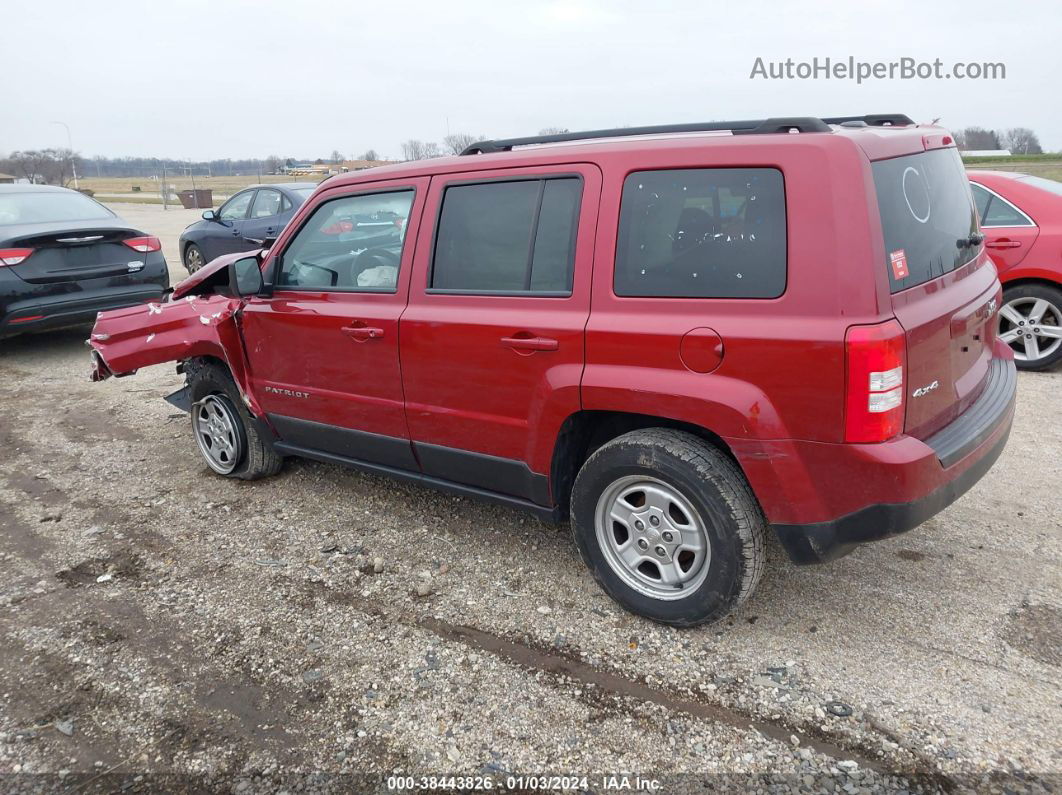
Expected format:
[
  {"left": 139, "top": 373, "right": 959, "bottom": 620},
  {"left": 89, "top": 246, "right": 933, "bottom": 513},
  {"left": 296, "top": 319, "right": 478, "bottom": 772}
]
[
  {"left": 614, "top": 168, "right": 787, "bottom": 298},
  {"left": 872, "top": 148, "right": 979, "bottom": 293}
]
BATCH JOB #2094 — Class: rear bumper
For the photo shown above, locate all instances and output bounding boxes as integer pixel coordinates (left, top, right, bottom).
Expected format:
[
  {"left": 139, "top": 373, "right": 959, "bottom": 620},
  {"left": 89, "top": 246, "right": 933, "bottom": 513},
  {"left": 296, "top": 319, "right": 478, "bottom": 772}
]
[
  {"left": 0, "top": 283, "right": 168, "bottom": 338},
  {"left": 731, "top": 356, "right": 1017, "bottom": 564}
]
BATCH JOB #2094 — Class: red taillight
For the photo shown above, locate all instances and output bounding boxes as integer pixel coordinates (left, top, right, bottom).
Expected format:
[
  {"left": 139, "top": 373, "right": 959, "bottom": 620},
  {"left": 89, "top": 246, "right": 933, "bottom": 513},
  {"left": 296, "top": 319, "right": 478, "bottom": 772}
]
[
  {"left": 0, "top": 247, "right": 34, "bottom": 266},
  {"left": 844, "top": 320, "right": 907, "bottom": 443},
  {"left": 123, "top": 236, "right": 161, "bottom": 253}
]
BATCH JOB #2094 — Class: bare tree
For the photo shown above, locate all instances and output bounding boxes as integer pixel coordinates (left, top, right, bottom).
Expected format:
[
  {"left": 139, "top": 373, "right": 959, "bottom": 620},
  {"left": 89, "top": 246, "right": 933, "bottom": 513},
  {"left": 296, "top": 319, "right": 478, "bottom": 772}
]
[
  {"left": 958, "top": 127, "right": 1002, "bottom": 150},
  {"left": 6, "top": 149, "right": 80, "bottom": 186},
  {"left": 359, "top": 149, "right": 379, "bottom": 161},
  {"left": 401, "top": 140, "right": 443, "bottom": 160},
  {"left": 330, "top": 149, "right": 344, "bottom": 164},
  {"left": 264, "top": 154, "right": 283, "bottom": 174},
  {"left": 1001, "top": 127, "right": 1043, "bottom": 155},
  {"left": 443, "top": 132, "right": 482, "bottom": 154}
]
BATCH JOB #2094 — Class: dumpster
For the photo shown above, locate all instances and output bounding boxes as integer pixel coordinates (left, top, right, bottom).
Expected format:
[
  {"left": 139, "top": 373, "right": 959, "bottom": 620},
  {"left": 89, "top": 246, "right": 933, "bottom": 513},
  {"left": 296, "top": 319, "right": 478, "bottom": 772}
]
[{"left": 177, "top": 189, "right": 213, "bottom": 209}]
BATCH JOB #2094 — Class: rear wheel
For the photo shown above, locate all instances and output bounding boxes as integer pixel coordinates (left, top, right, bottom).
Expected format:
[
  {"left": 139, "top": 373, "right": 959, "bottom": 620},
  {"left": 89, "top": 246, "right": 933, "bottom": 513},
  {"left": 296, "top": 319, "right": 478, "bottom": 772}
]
[
  {"left": 187, "top": 362, "right": 283, "bottom": 480},
  {"left": 1000, "top": 283, "right": 1062, "bottom": 371},
  {"left": 570, "top": 429, "right": 766, "bottom": 626},
  {"left": 184, "top": 243, "right": 205, "bottom": 274}
]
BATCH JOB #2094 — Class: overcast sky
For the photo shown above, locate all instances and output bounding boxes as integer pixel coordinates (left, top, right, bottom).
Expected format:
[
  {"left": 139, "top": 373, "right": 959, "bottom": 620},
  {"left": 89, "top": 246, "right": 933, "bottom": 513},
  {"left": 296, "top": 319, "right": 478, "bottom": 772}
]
[{"left": 3, "top": 0, "right": 1060, "bottom": 160}]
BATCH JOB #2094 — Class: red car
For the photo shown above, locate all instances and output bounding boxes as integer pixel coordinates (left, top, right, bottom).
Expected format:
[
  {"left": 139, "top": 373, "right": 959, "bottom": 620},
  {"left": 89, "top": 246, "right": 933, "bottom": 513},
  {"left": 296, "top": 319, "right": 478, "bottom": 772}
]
[
  {"left": 968, "top": 170, "right": 1062, "bottom": 370},
  {"left": 89, "top": 115, "right": 1015, "bottom": 626}
]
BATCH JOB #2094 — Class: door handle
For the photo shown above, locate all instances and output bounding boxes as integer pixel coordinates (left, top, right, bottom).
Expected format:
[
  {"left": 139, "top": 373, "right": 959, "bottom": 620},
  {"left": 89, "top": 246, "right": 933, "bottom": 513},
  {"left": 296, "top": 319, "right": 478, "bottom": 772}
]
[
  {"left": 342, "top": 325, "right": 384, "bottom": 341},
  {"left": 986, "top": 239, "right": 1021, "bottom": 249},
  {"left": 500, "top": 335, "right": 558, "bottom": 352}
]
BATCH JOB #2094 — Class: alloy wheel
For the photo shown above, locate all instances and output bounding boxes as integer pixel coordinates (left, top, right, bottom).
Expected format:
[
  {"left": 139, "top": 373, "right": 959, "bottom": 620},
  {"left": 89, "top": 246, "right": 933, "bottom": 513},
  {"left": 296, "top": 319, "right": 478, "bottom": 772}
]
[{"left": 999, "top": 297, "right": 1062, "bottom": 363}]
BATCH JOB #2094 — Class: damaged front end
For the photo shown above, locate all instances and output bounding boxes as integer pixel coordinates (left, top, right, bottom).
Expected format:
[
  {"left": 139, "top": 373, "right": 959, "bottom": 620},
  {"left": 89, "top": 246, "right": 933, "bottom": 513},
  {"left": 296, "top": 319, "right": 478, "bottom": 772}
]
[{"left": 87, "top": 251, "right": 264, "bottom": 415}]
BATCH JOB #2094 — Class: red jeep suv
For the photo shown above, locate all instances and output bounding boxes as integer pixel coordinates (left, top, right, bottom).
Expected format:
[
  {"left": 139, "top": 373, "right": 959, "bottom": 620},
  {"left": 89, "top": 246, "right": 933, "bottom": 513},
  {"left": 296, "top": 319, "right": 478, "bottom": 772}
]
[{"left": 89, "top": 114, "right": 1016, "bottom": 626}]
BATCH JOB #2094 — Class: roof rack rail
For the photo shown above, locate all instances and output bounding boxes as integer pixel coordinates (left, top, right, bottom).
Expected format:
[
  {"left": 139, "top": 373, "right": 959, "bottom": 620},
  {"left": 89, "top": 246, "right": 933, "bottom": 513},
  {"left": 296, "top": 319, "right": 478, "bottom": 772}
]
[
  {"left": 820, "top": 113, "right": 915, "bottom": 127},
  {"left": 460, "top": 117, "right": 834, "bottom": 155}
]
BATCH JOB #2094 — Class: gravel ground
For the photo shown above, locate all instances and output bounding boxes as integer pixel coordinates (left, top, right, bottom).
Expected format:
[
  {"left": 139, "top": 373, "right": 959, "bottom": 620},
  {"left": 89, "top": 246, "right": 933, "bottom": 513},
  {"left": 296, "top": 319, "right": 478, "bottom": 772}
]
[{"left": 0, "top": 205, "right": 1059, "bottom": 793}]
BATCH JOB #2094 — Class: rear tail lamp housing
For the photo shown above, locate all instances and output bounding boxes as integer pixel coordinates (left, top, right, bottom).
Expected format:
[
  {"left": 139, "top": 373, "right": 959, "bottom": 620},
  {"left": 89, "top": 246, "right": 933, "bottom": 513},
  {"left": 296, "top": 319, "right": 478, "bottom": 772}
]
[
  {"left": 845, "top": 320, "right": 907, "bottom": 443},
  {"left": 0, "top": 248, "right": 34, "bottom": 266},
  {"left": 123, "top": 236, "right": 162, "bottom": 253}
]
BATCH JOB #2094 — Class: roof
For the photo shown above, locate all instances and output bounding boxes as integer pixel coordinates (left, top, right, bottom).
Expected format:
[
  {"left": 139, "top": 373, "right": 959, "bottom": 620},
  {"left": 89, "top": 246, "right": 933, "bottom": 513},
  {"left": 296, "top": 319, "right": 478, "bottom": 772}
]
[
  {"left": 0, "top": 173, "right": 17, "bottom": 179},
  {"left": 321, "top": 119, "right": 942, "bottom": 191},
  {"left": 0, "top": 183, "right": 74, "bottom": 193}
]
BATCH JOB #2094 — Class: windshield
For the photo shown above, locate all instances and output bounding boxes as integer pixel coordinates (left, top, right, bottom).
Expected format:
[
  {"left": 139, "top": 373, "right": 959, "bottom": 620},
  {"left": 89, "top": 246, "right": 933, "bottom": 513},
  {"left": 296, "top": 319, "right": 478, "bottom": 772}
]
[
  {"left": 872, "top": 148, "right": 979, "bottom": 293},
  {"left": 0, "top": 191, "right": 115, "bottom": 226}
]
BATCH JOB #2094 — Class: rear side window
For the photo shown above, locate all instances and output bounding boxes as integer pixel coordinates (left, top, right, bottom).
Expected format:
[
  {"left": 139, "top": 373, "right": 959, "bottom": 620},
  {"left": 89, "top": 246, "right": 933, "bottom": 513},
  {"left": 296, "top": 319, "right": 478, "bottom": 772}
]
[
  {"left": 872, "top": 148, "right": 979, "bottom": 293},
  {"left": 614, "top": 168, "right": 787, "bottom": 298},
  {"left": 970, "top": 183, "right": 1033, "bottom": 227},
  {"left": 431, "top": 177, "right": 582, "bottom": 294}
]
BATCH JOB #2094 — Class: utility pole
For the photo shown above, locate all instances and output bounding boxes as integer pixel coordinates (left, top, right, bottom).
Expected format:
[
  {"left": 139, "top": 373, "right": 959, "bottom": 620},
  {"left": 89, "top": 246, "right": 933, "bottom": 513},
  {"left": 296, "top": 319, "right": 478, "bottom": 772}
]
[
  {"left": 50, "top": 120, "right": 79, "bottom": 189},
  {"left": 161, "top": 162, "right": 168, "bottom": 211}
]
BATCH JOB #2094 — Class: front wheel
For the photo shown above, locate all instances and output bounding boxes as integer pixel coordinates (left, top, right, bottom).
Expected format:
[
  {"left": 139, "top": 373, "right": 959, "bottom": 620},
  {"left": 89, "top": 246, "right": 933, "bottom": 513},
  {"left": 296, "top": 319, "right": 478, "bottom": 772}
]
[
  {"left": 187, "top": 362, "right": 283, "bottom": 480},
  {"left": 1000, "top": 283, "right": 1062, "bottom": 371},
  {"left": 570, "top": 429, "right": 766, "bottom": 626},
  {"left": 184, "top": 243, "right": 205, "bottom": 274}
]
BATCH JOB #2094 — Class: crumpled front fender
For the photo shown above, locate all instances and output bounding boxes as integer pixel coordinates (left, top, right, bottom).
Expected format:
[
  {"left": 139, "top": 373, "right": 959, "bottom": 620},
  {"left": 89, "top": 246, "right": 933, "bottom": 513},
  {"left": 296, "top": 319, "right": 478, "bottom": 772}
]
[{"left": 87, "top": 293, "right": 262, "bottom": 416}]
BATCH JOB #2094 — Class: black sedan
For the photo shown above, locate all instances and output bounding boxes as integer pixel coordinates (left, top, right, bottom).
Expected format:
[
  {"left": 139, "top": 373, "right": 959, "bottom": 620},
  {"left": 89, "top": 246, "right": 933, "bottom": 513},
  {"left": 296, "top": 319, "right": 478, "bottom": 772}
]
[
  {"left": 179, "top": 182, "right": 317, "bottom": 273},
  {"left": 0, "top": 184, "right": 169, "bottom": 339}
]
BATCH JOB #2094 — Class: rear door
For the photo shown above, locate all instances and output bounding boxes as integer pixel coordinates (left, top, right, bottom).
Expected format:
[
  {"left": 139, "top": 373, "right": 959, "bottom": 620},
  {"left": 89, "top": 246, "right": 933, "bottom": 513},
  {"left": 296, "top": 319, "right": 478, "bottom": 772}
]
[
  {"left": 240, "top": 178, "right": 427, "bottom": 469},
  {"left": 872, "top": 146, "right": 1000, "bottom": 439},
  {"left": 399, "top": 164, "right": 600, "bottom": 503},
  {"left": 969, "top": 181, "right": 1039, "bottom": 273}
]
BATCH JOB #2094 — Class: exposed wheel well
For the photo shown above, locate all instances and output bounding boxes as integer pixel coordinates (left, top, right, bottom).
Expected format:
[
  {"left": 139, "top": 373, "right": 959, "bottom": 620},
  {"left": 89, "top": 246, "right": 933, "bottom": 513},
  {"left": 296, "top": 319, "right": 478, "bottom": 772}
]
[{"left": 549, "top": 411, "right": 739, "bottom": 517}]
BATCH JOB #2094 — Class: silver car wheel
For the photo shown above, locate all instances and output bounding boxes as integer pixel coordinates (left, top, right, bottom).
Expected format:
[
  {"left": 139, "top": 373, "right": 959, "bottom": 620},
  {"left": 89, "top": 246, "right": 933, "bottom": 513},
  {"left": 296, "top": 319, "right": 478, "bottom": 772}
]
[
  {"left": 192, "top": 395, "right": 243, "bottom": 475},
  {"left": 999, "top": 297, "right": 1062, "bottom": 363},
  {"left": 185, "top": 245, "right": 204, "bottom": 273},
  {"left": 594, "top": 475, "right": 711, "bottom": 600}
]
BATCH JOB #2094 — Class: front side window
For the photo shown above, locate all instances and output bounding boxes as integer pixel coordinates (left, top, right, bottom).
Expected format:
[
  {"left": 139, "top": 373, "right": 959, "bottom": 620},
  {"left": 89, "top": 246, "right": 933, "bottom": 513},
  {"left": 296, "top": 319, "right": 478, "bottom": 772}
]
[
  {"left": 276, "top": 189, "right": 414, "bottom": 291},
  {"left": 219, "top": 191, "right": 253, "bottom": 221},
  {"left": 431, "top": 177, "right": 582, "bottom": 293},
  {"left": 614, "top": 168, "right": 787, "bottom": 298},
  {"left": 251, "top": 189, "right": 282, "bottom": 218}
]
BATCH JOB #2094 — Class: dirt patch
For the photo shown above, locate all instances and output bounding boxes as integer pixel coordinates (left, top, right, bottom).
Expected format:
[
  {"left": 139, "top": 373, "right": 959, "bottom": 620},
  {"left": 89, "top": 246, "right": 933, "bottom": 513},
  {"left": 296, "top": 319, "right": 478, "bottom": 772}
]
[
  {"left": 1002, "top": 603, "right": 1062, "bottom": 666},
  {"left": 897, "top": 549, "right": 926, "bottom": 562},
  {"left": 55, "top": 551, "right": 147, "bottom": 588}
]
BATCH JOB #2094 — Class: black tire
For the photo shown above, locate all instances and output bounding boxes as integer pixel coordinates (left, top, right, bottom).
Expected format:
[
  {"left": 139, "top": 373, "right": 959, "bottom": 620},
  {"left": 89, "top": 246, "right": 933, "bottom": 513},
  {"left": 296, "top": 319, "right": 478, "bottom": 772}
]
[
  {"left": 571, "top": 428, "right": 765, "bottom": 626},
  {"left": 186, "top": 361, "right": 283, "bottom": 480},
  {"left": 184, "top": 243, "right": 205, "bottom": 274},
  {"left": 1001, "top": 283, "right": 1062, "bottom": 371}
]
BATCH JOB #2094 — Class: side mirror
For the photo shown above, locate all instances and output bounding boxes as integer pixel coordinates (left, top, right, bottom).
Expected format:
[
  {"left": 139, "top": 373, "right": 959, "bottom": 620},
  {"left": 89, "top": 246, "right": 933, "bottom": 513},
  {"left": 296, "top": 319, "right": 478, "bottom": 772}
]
[
  {"left": 202, "top": 209, "right": 218, "bottom": 221},
  {"left": 229, "top": 256, "right": 263, "bottom": 297}
]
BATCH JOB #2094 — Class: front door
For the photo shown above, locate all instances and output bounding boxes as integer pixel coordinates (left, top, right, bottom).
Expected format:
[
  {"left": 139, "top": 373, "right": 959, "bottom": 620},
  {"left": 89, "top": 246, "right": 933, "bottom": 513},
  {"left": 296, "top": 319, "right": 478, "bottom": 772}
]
[
  {"left": 399, "top": 164, "right": 600, "bottom": 504},
  {"left": 240, "top": 178, "right": 428, "bottom": 470},
  {"left": 970, "top": 181, "right": 1040, "bottom": 273},
  {"left": 212, "top": 189, "right": 255, "bottom": 258}
]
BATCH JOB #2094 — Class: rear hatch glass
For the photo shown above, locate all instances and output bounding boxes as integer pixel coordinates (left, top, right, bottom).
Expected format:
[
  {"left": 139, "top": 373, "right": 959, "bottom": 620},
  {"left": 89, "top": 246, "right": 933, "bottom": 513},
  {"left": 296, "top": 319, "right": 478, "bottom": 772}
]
[
  {"left": 872, "top": 148, "right": 979, "bottom": 292},
  {"left": 872, "top": 147, "right": 998, "bottom": 441}
]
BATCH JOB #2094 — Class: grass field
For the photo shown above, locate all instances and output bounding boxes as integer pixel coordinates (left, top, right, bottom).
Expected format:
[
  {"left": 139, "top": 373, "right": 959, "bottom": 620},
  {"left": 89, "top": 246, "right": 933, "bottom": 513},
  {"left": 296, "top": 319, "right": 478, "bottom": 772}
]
[
  {"left": 78, "top": 174, "right": 327, "bottom": 206},
  {"left": 962, "top": 153, "right": 1062, "bottom": 181}
]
